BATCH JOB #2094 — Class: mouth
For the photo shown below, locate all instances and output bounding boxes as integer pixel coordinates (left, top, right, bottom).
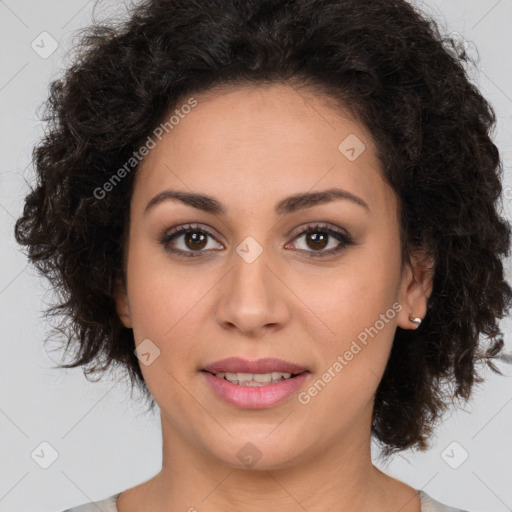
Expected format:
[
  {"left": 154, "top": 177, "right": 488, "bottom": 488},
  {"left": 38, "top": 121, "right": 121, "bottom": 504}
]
[
  {"left": 202, "top": 357, "right": 308, "bottom": 386},
  {"left": 204, "top": 370, "right": 305, "bottom": 386},
  {"left": 200, "top": 357, "right": 309, "bottom": 408}
]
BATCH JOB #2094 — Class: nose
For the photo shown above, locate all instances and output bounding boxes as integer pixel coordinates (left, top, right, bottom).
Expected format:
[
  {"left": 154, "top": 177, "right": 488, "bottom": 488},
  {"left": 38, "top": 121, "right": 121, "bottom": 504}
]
[{"left": 215, "top": 244, "right": 290, "bottom": 337}]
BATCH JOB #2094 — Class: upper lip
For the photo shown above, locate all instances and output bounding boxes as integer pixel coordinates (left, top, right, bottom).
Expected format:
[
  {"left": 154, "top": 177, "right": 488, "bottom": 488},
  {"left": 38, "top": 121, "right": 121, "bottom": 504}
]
[{"left": 203, "top": 357, "right": 308, "bottom": 375}]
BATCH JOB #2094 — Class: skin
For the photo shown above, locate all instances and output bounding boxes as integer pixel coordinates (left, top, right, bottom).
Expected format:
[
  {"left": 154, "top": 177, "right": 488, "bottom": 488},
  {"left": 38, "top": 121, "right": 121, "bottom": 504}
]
[{"left": 114, "top": 83, "right": 433, "bottom": 512}]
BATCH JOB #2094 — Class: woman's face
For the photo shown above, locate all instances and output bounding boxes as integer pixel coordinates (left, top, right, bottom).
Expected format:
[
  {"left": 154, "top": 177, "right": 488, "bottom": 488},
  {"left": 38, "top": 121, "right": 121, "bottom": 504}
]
[{"left": 115, "top": 83, "right": 431, "bottom": 470}]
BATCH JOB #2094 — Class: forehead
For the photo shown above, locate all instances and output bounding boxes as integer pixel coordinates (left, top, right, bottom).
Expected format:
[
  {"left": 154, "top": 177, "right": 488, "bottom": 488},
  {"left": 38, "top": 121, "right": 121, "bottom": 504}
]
[{"left": 132, "top": 83, "right": 396, "bottom": 217}]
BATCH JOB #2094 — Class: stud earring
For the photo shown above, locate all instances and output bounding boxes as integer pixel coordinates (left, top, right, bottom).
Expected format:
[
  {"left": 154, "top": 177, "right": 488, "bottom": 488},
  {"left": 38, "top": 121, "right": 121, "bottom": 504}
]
[{"left": 409, "top": 313, "right": 422, "bottom": 328}]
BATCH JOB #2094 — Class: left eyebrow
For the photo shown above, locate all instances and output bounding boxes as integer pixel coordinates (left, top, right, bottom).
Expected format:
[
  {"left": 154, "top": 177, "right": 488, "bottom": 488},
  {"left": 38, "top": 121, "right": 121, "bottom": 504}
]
[{"left": 143, "top": 187, "right": 370, "bottom": 216}]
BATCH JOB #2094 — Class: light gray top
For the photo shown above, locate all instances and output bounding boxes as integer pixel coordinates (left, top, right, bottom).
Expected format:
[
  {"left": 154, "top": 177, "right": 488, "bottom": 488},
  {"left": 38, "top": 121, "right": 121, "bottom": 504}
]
[{"left": 62, "top": 489, "right": 470, "bottom": 511}]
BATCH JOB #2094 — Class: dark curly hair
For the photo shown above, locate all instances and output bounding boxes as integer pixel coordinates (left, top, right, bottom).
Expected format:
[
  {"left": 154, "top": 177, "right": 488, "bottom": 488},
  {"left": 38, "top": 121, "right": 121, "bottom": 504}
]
[{"left": 14, "top": 0, "right": 512, "bottom": 457}]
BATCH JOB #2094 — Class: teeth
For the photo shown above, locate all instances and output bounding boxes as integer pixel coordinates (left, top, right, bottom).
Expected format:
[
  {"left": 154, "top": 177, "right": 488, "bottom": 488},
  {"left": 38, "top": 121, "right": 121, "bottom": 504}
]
[{"left": 215, "top": 371, "right": 293, "bottom": 385}]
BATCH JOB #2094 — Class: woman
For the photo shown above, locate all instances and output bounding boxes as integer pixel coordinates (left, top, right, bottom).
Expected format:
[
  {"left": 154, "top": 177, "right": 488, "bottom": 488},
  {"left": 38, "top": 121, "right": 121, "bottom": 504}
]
[{"left": 14, "top": 0, "right": 511, "bottom": 511}]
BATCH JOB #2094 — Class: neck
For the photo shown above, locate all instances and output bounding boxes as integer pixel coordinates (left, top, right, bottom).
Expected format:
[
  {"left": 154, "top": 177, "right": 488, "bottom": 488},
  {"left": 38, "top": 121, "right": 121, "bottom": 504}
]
[{"left": 130, "top": 413, "right": 420, "bottom": 512}]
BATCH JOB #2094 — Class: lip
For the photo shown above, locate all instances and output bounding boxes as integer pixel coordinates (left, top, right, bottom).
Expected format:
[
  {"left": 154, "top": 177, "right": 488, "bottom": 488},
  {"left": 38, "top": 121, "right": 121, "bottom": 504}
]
[
  {"left": 201, "top": 357, "right": 309, "bottom": 409},
  {"left": 202, "top": 371, "right": 309, "bottom": 409},
  {"left": 202, "top": 357, "right": 308, "bottom": 375}
]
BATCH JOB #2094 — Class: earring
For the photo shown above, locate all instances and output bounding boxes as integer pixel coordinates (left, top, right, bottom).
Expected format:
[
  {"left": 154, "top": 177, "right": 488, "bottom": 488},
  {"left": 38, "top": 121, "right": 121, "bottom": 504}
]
[
  {"left": 409, "top": 313, "right": 422, "bottom": 328},
  {"left": 409, "top": 313, "right": 421, "bottom": 329}
]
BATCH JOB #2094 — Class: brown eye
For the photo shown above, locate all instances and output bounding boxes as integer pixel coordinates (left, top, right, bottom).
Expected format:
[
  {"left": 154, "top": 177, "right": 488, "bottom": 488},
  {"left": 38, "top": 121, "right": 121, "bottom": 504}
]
[
  {"left": 160, "top": 224, "right": 222, "bottom": 257},
  {"left": 184, "top": 231, "right": 208, "bottom": 250},
  {"left": 160, "top": 222, "right": 354, "bottom": 259},
  {"left": 304, "top": 232, "right": 329, "bottom": 251},
  {"left": 287, "top": 223, "right": 354, "bottom": 258}
]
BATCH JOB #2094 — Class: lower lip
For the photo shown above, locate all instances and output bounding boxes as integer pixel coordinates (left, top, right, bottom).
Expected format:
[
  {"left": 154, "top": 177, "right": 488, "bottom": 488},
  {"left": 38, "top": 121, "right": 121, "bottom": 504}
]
[{"left": 202, "top": 371, "right": 309, "bottom": 409}]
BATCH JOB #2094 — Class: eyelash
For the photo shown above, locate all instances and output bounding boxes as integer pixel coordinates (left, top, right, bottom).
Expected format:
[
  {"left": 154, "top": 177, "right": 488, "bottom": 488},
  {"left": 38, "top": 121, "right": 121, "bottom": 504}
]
[{"left": 159, "top": 222, "right": 354, "bottom": 259}]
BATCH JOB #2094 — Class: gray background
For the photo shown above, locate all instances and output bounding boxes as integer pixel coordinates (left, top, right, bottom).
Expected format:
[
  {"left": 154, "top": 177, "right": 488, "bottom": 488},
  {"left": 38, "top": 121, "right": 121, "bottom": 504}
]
[{"left": 1, "top": 1, "right": 511, "bottom": 511}]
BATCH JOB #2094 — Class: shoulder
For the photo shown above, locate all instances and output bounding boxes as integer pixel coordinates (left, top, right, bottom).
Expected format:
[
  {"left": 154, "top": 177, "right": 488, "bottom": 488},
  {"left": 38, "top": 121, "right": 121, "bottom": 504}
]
[
  {"left": 419, "top": 490, "right": 471, "bottom": 512},
  {"left": 61, "top": 493, "right": 121, "bottom": 512},
  {"left": 61, "top": 489, "right": 472, "bottom": 512}
]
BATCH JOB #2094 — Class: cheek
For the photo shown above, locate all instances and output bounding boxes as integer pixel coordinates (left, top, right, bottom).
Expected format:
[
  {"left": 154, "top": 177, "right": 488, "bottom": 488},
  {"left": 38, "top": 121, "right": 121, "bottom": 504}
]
[
  {"left": 299, "top": 279, "right": 399, "bottom": 420},
  {"left": 293, "top": 248, "right": 401, "bottom": 404},
  {"left": 125, "top": 237, "right": 201, "bottom": 336},
  {"left": 125, "top": 246, "right": 215, "bottom": 377},
  {"left": 298, "top": 252, "right": 400, "bottom": 341}
]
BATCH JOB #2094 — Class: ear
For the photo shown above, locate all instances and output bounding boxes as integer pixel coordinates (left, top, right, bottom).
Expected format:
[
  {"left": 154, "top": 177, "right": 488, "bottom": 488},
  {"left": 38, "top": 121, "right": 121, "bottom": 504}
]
[
  {"left": 113, "top": 278, "right": 133, "bottom": 329},
  {"left": 397, "top": 248, "right": 434, "bottom": 330}
]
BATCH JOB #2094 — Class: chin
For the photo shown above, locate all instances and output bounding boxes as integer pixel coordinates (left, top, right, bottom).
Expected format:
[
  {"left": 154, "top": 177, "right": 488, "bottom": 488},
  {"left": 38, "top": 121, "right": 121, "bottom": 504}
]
[{"left": 203, "top": 433, "right": 313, "bottom": 472}]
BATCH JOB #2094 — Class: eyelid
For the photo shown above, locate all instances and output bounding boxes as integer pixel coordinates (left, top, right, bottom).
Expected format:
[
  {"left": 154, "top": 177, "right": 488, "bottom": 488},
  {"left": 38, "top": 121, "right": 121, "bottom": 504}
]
[
  {"left": 285, "top": 222, "right": 354, "bottom": 258},
  {"left": 160, "top": 221, "right": 354, "bottom": 258},
  {"left": 287, "top": 222, "right": 350, "bottom": 240}
]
